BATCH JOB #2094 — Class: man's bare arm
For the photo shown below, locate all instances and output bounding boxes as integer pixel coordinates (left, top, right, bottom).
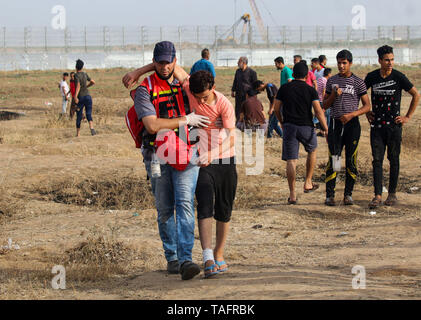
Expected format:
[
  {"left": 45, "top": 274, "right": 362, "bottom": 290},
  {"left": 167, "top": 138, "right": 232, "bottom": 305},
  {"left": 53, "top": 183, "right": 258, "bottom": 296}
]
[
  {"left": 142, "top": 115, "right": 188, "bottom": 135},
  {"left": 274, "top": 99, "right": 283, "bottom": 123},
  {"left": 313, "top": 100, "right": 328, "bottom": 133},
  {"left": 396, "top": 86, "right": 420, "bottom": 125},
  {"left": 87, "top": 79, "right": 95, "bottom": 88},
  {"left": 122, "top": 63, "right": 155, "bottom": 88},
  {"left": 339, "top": 94, "right": 371, "bottom": 124},
  {"left": 173, "top": 65, "right": 189, "bottom": 83}
]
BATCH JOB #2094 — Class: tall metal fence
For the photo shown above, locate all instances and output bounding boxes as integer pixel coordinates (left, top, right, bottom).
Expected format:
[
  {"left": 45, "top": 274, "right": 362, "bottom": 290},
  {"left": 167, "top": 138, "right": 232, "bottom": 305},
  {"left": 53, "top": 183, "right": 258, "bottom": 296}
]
[
  {"left": 2, "top": 25, "right": 420, "bottom": 51},
  {"left": 1, "top": 25, "right": 421, "bottom": 70}
]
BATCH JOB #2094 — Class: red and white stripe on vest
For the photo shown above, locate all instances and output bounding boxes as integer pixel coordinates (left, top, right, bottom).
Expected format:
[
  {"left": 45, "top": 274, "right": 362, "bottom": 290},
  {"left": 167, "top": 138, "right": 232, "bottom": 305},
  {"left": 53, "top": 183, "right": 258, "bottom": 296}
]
[{"left": 125, "top": 72, "right": 193, "bottom": 171}]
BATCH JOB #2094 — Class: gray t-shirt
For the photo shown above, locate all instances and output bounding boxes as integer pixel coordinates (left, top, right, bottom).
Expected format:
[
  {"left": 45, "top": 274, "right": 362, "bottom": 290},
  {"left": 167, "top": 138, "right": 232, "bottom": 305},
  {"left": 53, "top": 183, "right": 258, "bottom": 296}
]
[
  {"left": 74, "top": 72, "right": 91, "bottom": 98},
  {"left": 134, "top": 78, "right": 188, "bottom": 162}
]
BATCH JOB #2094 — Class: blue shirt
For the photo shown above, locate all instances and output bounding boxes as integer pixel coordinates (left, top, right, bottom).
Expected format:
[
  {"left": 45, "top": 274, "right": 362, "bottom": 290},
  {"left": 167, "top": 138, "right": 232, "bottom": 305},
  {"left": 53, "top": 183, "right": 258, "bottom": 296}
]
[
  {"left": 190, "top": 59, "right": 216, "bottom": 78},
  {"left": 281, "top": 66, "right": 294, "bottom": 87}
]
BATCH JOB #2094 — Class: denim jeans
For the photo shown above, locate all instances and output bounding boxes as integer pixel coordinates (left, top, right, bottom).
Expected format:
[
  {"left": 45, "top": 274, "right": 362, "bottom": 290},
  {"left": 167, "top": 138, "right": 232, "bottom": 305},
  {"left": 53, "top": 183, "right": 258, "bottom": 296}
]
[
  {"left": 267, "top": 113, "right": 283, "bottom": 138},
  {"left": 145, "top": 161, "right": 200, "bottom": 265},
  {"left": 76, "top": 95, "right": 93, "bottom": 128}
]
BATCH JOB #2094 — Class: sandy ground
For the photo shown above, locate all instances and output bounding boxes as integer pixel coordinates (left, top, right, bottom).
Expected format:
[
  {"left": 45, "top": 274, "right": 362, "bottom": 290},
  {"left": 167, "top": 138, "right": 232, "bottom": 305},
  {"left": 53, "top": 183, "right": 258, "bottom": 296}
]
[{"left": 0, "top": 68, "right": 421, "bottom": 300}]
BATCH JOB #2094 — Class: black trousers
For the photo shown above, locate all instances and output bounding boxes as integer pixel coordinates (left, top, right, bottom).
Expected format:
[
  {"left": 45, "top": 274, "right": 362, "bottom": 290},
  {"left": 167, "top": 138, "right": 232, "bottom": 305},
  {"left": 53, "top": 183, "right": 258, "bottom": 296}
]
[
  {"left": 235, "top": 95, "right": 246, "bottom": 123},
  {"left": 371, "top": 125, "right": 402, "bottom": 196},
  {"left": 326, "top": 117, "right": 361, "bottom": 198}
]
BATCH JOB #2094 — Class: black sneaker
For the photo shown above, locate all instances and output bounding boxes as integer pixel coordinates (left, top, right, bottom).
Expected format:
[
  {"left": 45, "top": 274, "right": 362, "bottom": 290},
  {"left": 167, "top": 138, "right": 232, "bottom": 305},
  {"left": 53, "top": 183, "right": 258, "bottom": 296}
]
[
  {"left": 167, "top": 260, "right": 179, "bottom": 274},
  {"left": 91, "top": 129, "right": 97, "bottom": 136},
  {"left": 325, "top": 197, "right": 336, "bottom": 207},
  {"left": 180, "top": 261, "right": 200, "bottom": 280}
]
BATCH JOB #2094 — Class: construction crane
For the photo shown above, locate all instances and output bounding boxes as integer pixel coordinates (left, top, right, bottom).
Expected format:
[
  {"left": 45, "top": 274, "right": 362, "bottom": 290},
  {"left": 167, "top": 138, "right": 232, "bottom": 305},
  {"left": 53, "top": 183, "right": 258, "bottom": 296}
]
[
  {"left": 248, "top": 0, "right": 267, "bottom": 41},
  {"left": 217, "top": 14, "right": 251, "bottom": 46}
]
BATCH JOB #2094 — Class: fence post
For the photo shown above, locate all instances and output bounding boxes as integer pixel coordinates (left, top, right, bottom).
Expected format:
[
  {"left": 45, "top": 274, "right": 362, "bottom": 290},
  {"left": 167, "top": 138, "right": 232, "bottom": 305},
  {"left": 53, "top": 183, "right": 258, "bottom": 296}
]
[
  {"left": 103, "top": 26, "right": 106, "bottom": 51},
  {"left": 266, "top": 25, "right": 269, "bottom": 47},
  {"left": 160, "top": 26, "right": 163, "bottom": 42},
  {"left": 196, "top": 26, "right": 200, "bottom": 46},
  {"left": 332, "top": 25, "right": 335, "bottom": 42},
  {"left": 392, "top": 26, "right": 396, "bottom": 42},
  {"left": 122, "top": 26, "right": 125, "bottom": 49},
  {"left": 407, "top": 25, "right": 411, "bottom": 48},
  {"left": 3, "top": 27, "right": 5, "bottom": 50},
  {"left": 24, "top": 27, "right": 29, "bottom": 53},
  {"left": 64, "top": 27, "right": 68, "bottom": 53},
  {"left": 84, "top": 26, "right": 87, "bottom": 53},
  {"left": 282, "top": 26, "right": 286, "bottom": 51},
  {"left": 347, "top": 26, "right": 351, "bottom": 48},
  {"left": 44, "top": 27, "right": 47, "bottom": 52},
  {"left": 316, "top": 25, "right": 319, "bottom": 48},
  {"left": 141, "top": 26, "right": 145, "bottom": 65},
  {"left": 299, "top": 25, "right": 303, "bottom": 48},
  {"left": 178, "top": 26, "right": 183, "bottom": 66}
]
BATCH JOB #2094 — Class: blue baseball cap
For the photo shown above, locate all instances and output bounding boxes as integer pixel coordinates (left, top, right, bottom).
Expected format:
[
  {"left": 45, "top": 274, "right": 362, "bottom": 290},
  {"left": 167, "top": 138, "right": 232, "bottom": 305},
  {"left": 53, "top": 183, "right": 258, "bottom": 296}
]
[{"left": 153, "top": 41, "right": 176, "bottom": 63}]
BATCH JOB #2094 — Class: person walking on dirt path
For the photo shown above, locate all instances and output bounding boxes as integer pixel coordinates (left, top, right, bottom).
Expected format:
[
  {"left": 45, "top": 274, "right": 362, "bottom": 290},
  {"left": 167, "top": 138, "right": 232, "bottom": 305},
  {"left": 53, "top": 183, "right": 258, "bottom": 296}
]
[
  {"left": 254, "top": 80, "right": 283, "bottom": 138},
  {"left": 365, "top": 45, "right": 420, "bottom": 209},
  {"left": 275, "top": 56, "right": 293, "bottom": 88},
  {"left": 121, "top": 41, "right": 211, "bottom": 280},
  {"left": 59, "top": 72, "right": 70, "bottom": 117},
  {"left": 238, "top": 89, "right": 268, "bottom": 132},
  {"left": 273, "top": 62, "right": 328, "bottom": 205},
  {"left": 74, "top": 59, "right": 97, "bottom": 137},
  {"left": 231, "top": 57, "right": 257, "bottom": 123},
  {"left": 323, "top": 50, "right": 371, "bottom": 207},
  {"left": 172, "top": 67, "right": 237, "bottom": 279},
  {"left": 190, "top": 48, "right": 216, "bottom": 78}
]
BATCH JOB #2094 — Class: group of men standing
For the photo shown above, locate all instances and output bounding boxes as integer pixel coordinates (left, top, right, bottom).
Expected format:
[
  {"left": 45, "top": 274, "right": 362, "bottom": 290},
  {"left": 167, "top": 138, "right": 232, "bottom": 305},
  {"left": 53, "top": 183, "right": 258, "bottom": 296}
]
[{"left": 121, "top": 41, "right": 419, "bottom": 281}]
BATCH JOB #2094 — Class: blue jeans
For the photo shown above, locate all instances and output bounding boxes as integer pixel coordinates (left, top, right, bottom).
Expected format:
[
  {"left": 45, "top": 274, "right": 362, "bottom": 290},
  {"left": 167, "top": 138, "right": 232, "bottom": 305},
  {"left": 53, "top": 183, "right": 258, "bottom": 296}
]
[
  {"left": 267, "top": 113, "right": 283, "bottom": 138},
  {"left": 145, "top": 162, "right": 200, "bottom": 265},
  {"left": 76, "top": 95, "right": 93, "bottom": 128},
  {"left": 313, "top": 108, "right": 331, "bottom": 129}
]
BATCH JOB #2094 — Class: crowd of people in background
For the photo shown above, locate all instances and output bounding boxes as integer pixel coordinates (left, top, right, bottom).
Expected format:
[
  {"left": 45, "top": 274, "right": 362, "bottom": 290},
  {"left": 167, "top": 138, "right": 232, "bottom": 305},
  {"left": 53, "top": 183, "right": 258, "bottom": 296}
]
[{"left": 87, "top": 41, "right": 419, "bottom": 282}]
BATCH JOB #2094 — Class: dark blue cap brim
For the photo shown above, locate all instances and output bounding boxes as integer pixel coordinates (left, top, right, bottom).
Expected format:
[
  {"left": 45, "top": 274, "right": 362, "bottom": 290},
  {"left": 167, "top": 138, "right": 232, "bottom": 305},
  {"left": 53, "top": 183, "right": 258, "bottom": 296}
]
[{"left": 154, "top": 55, "right": 175, "bottom": 63}]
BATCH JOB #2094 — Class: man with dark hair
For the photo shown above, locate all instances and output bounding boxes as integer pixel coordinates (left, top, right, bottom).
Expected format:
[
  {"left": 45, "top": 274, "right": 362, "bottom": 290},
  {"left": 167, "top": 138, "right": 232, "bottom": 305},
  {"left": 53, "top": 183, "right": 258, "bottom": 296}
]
[
  {"left": 74, "top": 59, "right": 97, "bottom": 137},
  {"left": 323, "top": 49, "right": 371, "bottom": 206},
  {"left": 319, "top": 55, "right": 327, "bottom": 68},
  {"left": 365, "top": 45, "right": 420, "bottom": 209},
  {"left": 274, "top": 62, "right": 328, "bottom": 205},
  {"left": 293, "top": 55, "right": 302, "bottom": 65},
  {"left": 315, "top": 68, "right": 332, "bottom": 136},
  {"left": 311, "top": 58, "right": 325, "bottom": 80},
  {"left": 275, "top": 56, "right": 293, "bottom": 87},
  {"left": 190, "top": 48, "right": 216, "bottom": 78},
  {"left": 231, "top": 57, "right": 257, "bottom": 122},
  {"left": 121, "top": 41, "right": 212, "bottom": 281},
  {"left": 239, "top": 89, "right": 267, "bottom": 131},
  {"left": 254, "top": 80, "right": 282, "bottom": 138},
  {"left": 172, "top": 68, "right": 237, "bottom": 279}
]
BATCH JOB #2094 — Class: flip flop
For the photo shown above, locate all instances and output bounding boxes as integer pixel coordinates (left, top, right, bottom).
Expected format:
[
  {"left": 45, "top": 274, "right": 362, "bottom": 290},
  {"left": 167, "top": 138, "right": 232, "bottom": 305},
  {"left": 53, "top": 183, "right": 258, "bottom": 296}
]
[
  {"left": 215, "top": 261, "right": 228, "bottom": 273},
  {"left": 288, "top": 198, "right": 298, "bottom": 205},
  {"left": 204, "top": 264, "right": 220, "bottom": 279},
  {"left": 304, "top": 183, "right": 319, "bottom": 193}
]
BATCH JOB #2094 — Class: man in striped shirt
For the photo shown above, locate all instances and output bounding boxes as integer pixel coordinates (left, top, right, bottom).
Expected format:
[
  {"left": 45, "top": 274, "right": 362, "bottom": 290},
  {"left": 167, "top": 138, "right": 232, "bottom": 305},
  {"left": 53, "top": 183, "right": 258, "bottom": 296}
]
[{"left": 323, "top": 50, "right": 371, "bottom": 206}]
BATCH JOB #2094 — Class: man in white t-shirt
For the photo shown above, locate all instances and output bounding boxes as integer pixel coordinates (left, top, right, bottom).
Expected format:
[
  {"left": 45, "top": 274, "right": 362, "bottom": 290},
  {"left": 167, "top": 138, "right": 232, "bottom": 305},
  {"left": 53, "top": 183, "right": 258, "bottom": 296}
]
[{"left": 59, "top": 73, "right": 70, "bottom": 116}]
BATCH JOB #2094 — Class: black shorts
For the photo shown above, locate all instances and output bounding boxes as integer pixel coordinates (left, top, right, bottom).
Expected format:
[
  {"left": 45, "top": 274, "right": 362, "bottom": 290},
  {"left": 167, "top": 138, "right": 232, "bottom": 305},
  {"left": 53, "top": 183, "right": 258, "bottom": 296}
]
[{"left": 196, "top": 157, "right": 237, "bottom": 223}]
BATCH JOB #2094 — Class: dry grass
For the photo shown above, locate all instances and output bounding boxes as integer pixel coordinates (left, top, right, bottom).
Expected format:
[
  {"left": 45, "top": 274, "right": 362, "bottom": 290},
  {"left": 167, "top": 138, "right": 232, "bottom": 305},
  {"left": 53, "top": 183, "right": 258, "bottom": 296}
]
[
  {"left": 33, "top": 173, "right": 155, "bottom": 210},
  {"left": 0, "top": 187, "right": 24, "bottom": 222}
]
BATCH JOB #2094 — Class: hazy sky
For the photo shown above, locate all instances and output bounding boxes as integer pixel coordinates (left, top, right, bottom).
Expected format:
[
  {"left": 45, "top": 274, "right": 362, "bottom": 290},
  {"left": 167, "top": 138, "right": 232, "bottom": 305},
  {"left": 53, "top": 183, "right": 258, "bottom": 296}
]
[{"left": 0, "top": 0, "right": 419, "bottom": 27}]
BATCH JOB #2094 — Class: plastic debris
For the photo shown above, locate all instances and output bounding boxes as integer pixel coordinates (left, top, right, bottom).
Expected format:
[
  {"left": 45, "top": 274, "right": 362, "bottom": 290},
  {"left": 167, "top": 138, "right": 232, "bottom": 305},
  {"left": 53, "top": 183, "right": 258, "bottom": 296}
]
[
  {"left": 337, "top": 232, "right": 349, "bottom": 237},
  {"left": 133, "top": 213, "right": 140, "bottom": 217},
  {"left": 1, "top": 238, "right": 20, "bottom": 251},
  {"left": 382, "top": 186, "right": 388, "bottom": 193},
  {"left": 369, "top": 211, "right": 377, "bottom": 216}
]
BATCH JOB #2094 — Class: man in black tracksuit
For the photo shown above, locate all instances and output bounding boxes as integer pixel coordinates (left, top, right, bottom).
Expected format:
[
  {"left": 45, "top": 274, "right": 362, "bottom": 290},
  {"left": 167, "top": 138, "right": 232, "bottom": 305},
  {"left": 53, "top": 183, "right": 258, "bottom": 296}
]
[
  {"left": 231, "top": 57, "right": 258, "bottom": 123},
  {"left": 365, "top": 45, "right": 420, "bottom": 209},
  {"left": 323, "top": 50, "right": 371, "bottom": 206}
]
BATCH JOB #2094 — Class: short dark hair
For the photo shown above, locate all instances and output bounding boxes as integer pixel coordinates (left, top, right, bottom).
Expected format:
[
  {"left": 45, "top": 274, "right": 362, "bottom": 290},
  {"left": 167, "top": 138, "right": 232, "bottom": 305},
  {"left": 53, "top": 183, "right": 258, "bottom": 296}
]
[
  {"left": 294, "top": 55, "right": 302, "bottom": 60},
  {"left": 319, "top": 55, "right": 327, "bottom": 63},
  {"left": 377, "top": 45, "right": 394, "bottom": 60},
  {"left": 311, "top": 58, "right": 320, "bottom": 64},
  {"left": 323, "top": 68, "right": 332, "bottom": 77},
  {"left": 70, "top": 72, "right": 75, "bottom": 76},
  {"left": 63, "top": 72, "right": 69, "bottom": 77},
  {"left": 201, "top": 48, "right": 210, "bottom": 59},
  {"left": 293, "top": 62, "right": 308, "bottom": 79},
  {"left": 189, "top": 70, "right": 215, "bottom": 94},
  {"left": 336, "top": 50, "right": 353, "bottom": 63},
  {"left": 301, "top": 59, "right": 308, "bottom": 65},
  {"left": 76, "top": 59, "right": 84, "bottom": 71},
  {"left": 274, "top": 56, "right": 284, "bottom": 64},
  {"left": 253, "top": 80, "right": 264, "bottom": 90},
  {"left": 247, "top": 89, "right": 257, "bottom": 97}
]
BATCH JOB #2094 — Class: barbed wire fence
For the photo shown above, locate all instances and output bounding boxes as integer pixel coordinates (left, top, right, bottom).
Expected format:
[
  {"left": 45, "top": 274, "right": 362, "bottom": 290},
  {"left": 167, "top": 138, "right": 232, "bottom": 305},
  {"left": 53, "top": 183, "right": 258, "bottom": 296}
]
[{"left": 1, "top": 25, "right": 421, "bottom": 70}]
